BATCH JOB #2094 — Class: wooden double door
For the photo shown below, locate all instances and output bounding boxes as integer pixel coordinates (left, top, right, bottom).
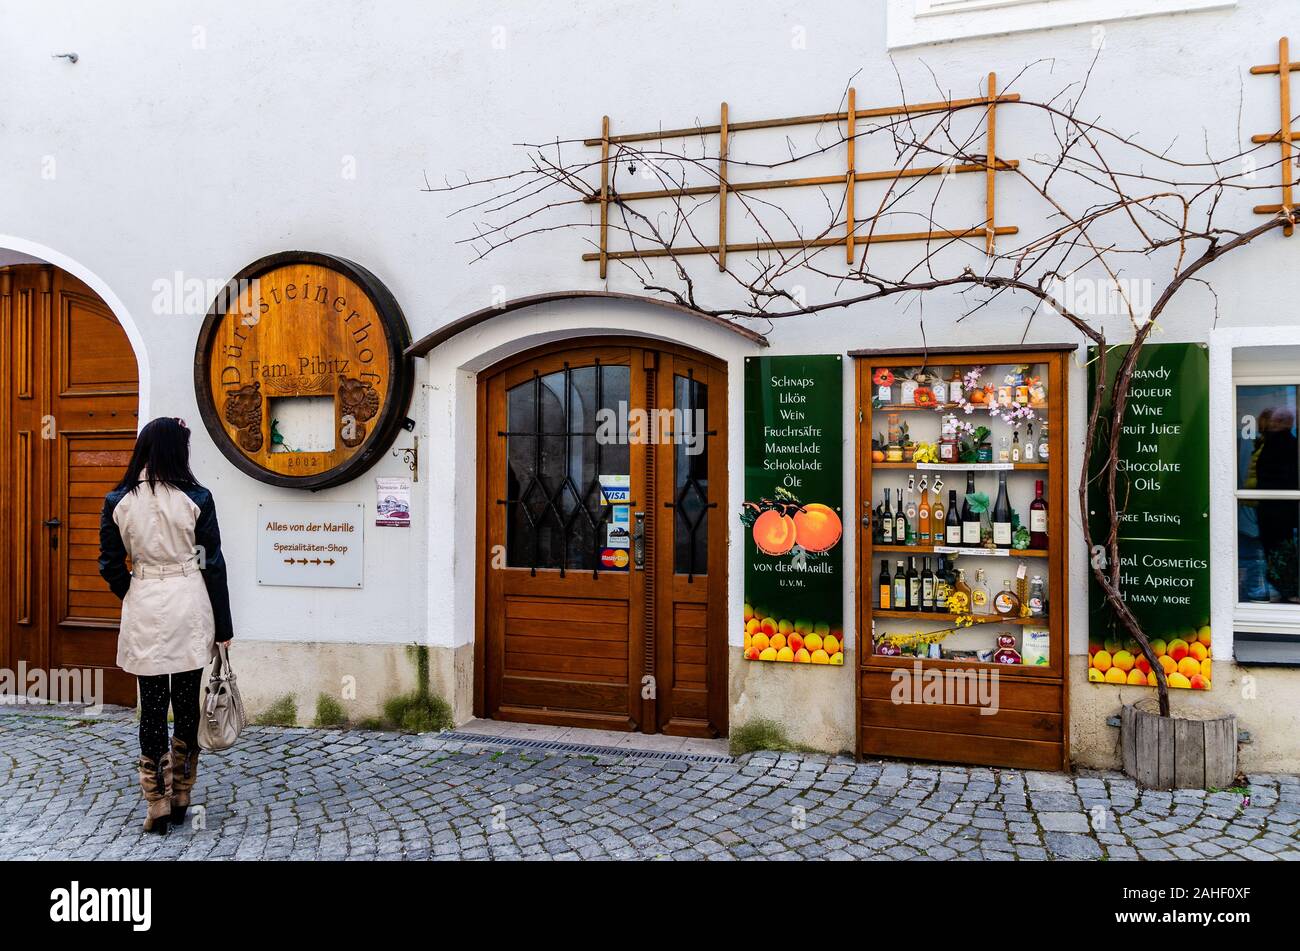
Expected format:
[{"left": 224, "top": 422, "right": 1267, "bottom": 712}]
[
  {"left": 0, "top": 265, "right": 139, "bottom": 706},
  {"left": 478, "top": 340, "right": 728, "bottom": 737}
]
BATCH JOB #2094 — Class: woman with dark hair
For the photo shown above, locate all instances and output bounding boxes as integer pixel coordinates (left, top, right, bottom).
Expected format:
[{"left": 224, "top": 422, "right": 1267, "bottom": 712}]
[{"left": 98, "top": 417, "right": 233, "bottom": 834}]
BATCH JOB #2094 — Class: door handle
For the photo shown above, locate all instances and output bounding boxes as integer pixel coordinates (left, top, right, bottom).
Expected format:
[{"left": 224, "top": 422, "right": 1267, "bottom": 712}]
[
  {"left": 632, "top": 512, "right": 645, "bottom": 569},
  {"left": 43, "top": 518, "right": 61, "bottom": 528}
]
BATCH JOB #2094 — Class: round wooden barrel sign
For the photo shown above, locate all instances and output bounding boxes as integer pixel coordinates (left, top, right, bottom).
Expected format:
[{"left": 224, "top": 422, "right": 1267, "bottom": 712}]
[{"left": 194, "top": 251, "right": 413, "bottom": 489}]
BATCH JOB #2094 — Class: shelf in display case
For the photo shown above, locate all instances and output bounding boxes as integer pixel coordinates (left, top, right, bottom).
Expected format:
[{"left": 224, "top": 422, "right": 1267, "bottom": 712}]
[
  {"left": 871, "top": 544, "right": 1048, "bottom": 558},
  {"left": 873, "top": 609, "right": 1045, "bottom": 624},
  {"left": 872, "top": 402, "right": 1050, "bottom": 413},
  {"left": 872, "top": 461, "right": 1048, "bottom": 471}
]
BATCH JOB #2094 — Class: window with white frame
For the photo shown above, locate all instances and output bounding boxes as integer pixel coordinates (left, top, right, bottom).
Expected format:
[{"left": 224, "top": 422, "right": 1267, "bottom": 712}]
[
  {"left": 1235, "top": 379, "right": 1300, "bottom": 631},
  {"left": 887, "top": 0, "right": 1237, "bottom": 50}
]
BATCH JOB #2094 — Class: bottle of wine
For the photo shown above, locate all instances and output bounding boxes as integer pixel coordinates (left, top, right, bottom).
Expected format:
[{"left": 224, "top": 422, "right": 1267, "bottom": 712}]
[
  {"left": 992, "top": 471, "right": 1013, "bottom": 548},
  {"left": 878, "top": 559, "right": 892, "bottom": 610},
  {"left": 961, "top": 472, "right": 981, "bottom": 546},
  {"left": 921, "top": 558, "right": 936, "bottom": 612},
  {"left": 881, "top": 488, "right": 894, "bottom": 544},
  {"left": 934, "top": 555, "right": 952, "bottom": 609},
  {"left": 892, "top": 559, "right": 907, "bottom": 609},
  {"left": 1029, "top": 478, "right": 1048, "bottom": 549},
  {"left": 945, "top": 489, "right": 961, "bottom": 544},
  {"left": 906, "top": 556, "right": 920, "bottom": 610}
]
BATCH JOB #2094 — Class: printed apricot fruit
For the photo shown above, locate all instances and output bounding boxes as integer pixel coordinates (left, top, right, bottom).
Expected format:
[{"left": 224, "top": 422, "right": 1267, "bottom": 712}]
[
  {"left": 1158, "top": 654, "right": 1177, "bottom": 675},
  {"left": 1200, "top": 658, "right": 1212, "bottom": 680},
  {"left": 745, "top": 618, "right": 760, "bottom": 637},
  {"left": 1197, "top": 625, "right": 1212, "bottom": 646},
  {"left": 1104, "top": 666, "right": 1127, "bottom": 685},
  {"left": 1088, "top": 668, "right": 1104, "bottom": 683},
  {"left": 1177, "top": 656, "right": 1201, "bottom": 679},
  {"left": 759, "top": 617, "right": 778, "bottom": 637},
  {"left": 1150, "top": 638, "right": 1167, "bottom": 658},
  {"left": 810, "top": 649, "right": 830, "bottom": 664},
  {"left": 753, "top": 509, "right": 797, "bottom": 556},
  {"left": 778, "top": 618, "right": 795, "bottom": 635},
  {"left": 744, "top": 646, "right": 761, "bottom": 661},
  {"left": 1189, "top": 674, "right": 1209, "bottom": 690},
  {"left": 776, "top": 646, "right": 795, "bottom": 662},
  {"left": 1111, "top": 650, "right": 1134, "bottom": 673},
  {"left": 787, "top": 633, "right": 804, "bottom": 654},
  {"left": 1126, "top": 668, "right": 1146, "bottom": 686},
  {"left": 805, "top": 632, "right": 824, "bottom": 653},
  {"left": 792, "top": 503, "right": 842, "bottom": 554},
  {"left": 794, "top": 648, "right": 811, "bottom": 663},
  {"left": 743, "top": 603, "right": 754, "bottom": 622},
  {"left": 1167, "top": 638, "right": 1189, "bottom": 662},
  {"left": 824, "top": 634, "right": 841, "bottom": 655},
  {"left": 1189, "top": 641, "right": 1208, "bottom": 662},
  {"left": 759, "top": 647, "right": 778, "bottom": 662},
  {"left": 1091, "top": 650, "right": 1112, "bottom": 673},
  {"left": 1167, "top": 672, "right": 1191, "bottom": 689},
  {"left": 770, "top": 633, "right": 786, "bottom": 651},
  {"left": 830, "top": 652, "right": 844, "bottom": 665},
  {"left": 751, "top": 632, "right": 770, "bottom": 652}
]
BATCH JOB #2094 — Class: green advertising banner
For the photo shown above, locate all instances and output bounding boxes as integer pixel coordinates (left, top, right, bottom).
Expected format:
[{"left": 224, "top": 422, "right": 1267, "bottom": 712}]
[
  {"left": 1087, "top": 342, "right": 1212, "bottom": 690},
  {"left": 741, "top": 355, "right": 844, "bottom": 666}
]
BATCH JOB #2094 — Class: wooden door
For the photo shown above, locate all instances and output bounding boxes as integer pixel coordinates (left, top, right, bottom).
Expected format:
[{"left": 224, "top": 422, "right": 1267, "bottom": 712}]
[
  {"left": 0, "top": 265, "right": 139, "bottom": 706},
  {"left": 478, "top": 339, "right": 727, "bottom": 736}
]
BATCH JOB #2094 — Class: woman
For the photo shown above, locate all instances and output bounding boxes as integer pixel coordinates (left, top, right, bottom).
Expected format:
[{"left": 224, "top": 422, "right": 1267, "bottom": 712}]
[{"left": 98, "top": 417, "right": 233, "bottom": 834}]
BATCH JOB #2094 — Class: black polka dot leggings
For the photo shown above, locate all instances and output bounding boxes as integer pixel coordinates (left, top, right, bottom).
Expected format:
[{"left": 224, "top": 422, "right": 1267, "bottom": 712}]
[{"left": 136, "top": 669, "right": 204, "bottom": 762}]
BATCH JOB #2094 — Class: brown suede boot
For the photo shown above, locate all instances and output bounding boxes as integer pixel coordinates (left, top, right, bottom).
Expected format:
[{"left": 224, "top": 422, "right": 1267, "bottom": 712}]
[
  {"left": 138, "top": 753, "right": 171, "bottom": 834},
  {"left": 169, "top": 737, "right": 199, "bottom": 825}
]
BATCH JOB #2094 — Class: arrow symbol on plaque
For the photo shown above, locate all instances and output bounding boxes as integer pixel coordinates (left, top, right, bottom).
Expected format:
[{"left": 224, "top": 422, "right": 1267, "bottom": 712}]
[
  {"left": 310, "top": 558, "right": 321, "bottom": 565},
  {"left": 283, "top": 558, "right": 293, "bottom": 565},
  {"left": 324, "top": 558, "right": 335, "bottom": 565},
  {"left": 297, "top": 558, "right": 308, "bottom": 564}
]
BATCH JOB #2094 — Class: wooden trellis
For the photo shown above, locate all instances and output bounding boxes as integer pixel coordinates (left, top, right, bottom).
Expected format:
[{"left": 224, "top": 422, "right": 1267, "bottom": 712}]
[
  {"left": 582, "top": 73, "right": 1020, "bottom": 278},
  {"left": 1251, "top": 36, "right": 1296, "bottom": 237}
]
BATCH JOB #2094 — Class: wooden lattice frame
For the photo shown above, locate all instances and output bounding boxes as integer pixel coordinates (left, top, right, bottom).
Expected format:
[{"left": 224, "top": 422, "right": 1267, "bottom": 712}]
[
  {"left": 1251, "top": 36, "right": 1296, "bottom": 237},
  {"left": 582, "top": 73, "right": 1020, "bottom": 277}
]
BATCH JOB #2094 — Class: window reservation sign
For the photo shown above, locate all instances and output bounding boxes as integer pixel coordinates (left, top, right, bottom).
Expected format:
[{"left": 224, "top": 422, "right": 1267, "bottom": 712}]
[
  {"left": 1086, "top": 343, "right": 1212, "bottom": 690},
  {"left": 741, "top": 355, "right": 845, "bottom": 666}
]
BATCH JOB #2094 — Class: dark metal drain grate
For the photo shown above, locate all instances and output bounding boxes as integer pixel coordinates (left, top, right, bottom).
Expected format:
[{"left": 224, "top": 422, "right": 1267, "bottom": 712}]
[{"left": 437, "top": 731, "right": 735, "bottom": 765}]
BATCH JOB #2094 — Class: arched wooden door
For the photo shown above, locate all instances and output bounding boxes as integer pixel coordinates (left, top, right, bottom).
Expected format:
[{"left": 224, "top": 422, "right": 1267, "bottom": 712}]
[
  {"left": 477, "top": 339, "right": 728, "bottom": 737},
  {"left": 0, "top": 265, "right": 139, "bottom": 706}
]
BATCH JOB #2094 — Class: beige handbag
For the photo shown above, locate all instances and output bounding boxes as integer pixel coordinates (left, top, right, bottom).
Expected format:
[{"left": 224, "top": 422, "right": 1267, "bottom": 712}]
[{"left": 197, "top": 642, "right": 246, "bottom": 751}]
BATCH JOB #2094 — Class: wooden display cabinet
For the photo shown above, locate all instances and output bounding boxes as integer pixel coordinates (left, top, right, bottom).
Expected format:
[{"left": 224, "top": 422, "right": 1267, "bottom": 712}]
[{"left": 852, "top": 345, "right": 1075, "bottom": 771}]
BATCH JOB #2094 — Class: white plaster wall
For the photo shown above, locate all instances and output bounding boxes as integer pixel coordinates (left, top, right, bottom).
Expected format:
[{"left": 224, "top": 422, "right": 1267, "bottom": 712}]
[{"left": 2, "top": 1, "right": 1298, "bottom": 746}]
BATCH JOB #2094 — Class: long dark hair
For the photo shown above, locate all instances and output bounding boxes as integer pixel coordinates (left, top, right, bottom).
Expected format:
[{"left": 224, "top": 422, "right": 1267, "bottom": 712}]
[{"left": 116, "top": 417, "right": 197, "bottom": 492}]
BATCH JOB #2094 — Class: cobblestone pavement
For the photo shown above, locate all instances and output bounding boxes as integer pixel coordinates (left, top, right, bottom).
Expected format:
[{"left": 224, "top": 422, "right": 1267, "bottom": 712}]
[{"left": 1, "top": 706, "right": 1297, "bottom": 861}]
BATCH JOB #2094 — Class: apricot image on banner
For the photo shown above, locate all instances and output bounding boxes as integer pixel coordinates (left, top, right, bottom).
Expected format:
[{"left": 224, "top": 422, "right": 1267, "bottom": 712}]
[{"left": 741, "top": 355, "right": 845, "bottom": 665}]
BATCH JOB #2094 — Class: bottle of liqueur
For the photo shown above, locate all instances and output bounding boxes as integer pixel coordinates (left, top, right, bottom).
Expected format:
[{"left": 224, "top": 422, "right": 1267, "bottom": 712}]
[
  {"left": 992, "top": 471, "right": 1013, "bottom": 548},
  {"left": 892, "top": 560, "right": 907, "bottom": 610},
  {"left": 930, "top": 482, "right": 945, "bottom": 544},
  {"left": 972, "top": 568, "right": 991, "bottom": 615},
  {"left": 954, "top": 567, "right": 972, "bottom": 614},
  {"left": 879, "top": 560, "right": 892, "bottom": 610},
  {"left": 1023, "top": 423, "right": 1036, "bottom": 462},
  {"left": 994, "top": 579, "right": 1022, "bottom": 617},
  {"left": 1029, "top": 478, "right": 1048, "bottom": 549},
  {"left": 917, "top": 476, "right": 931, "bottom": 544},
  {"left": 881, "top": 488, "right": 894, "bottom": 544},
  {"left": 921, "top": 558, "right": 936, "bottom": 612},
  {"left": 1028, "top": 575, "right": 1046, "bottom": 617},
  {"left": 1037, "top": 421, "right": 1050, "bottom": 461},
  {"left": 1011, "top": 430, "right": 1021, "bottom": 463},
  {"left": 945, "top": 489, "right": 962, "bottom": 544},
  {"left": 894, "top": 488, "right": 907, "bottom": 547},
  {"left": 905, "top": 476, "right": 918, "bottom": 543},
  {"left": 906, "top": 556, "right": 921, "bottom": 610},
  {"left": 961, "top": 472, "right": 981, "bottom": 546}
]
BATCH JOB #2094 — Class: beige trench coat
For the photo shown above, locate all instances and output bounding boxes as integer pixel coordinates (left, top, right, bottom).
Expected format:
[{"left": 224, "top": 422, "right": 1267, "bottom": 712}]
[{"left": 99, "top": 480, "right": 232, "bottom": 676}]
